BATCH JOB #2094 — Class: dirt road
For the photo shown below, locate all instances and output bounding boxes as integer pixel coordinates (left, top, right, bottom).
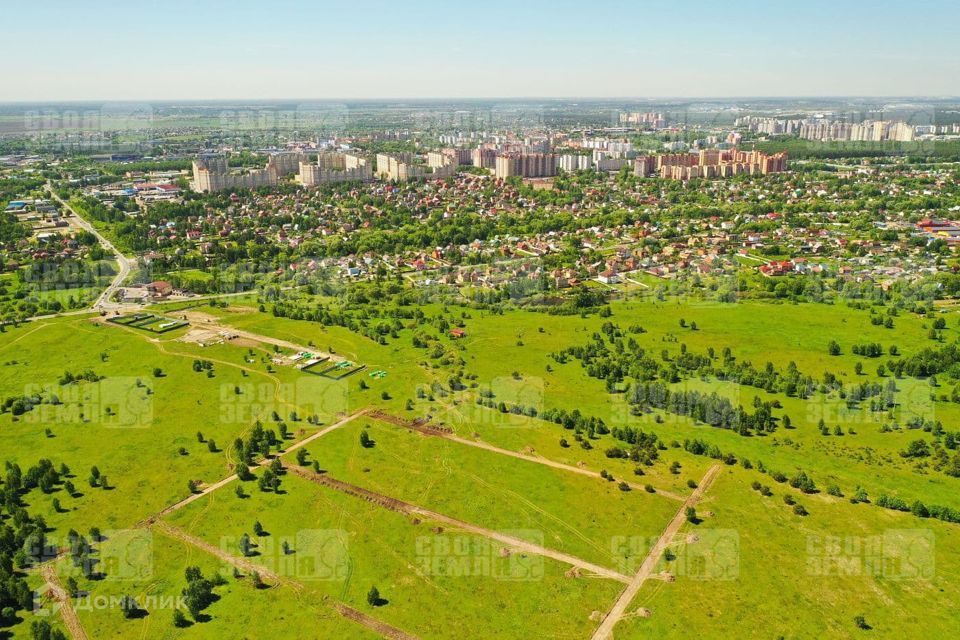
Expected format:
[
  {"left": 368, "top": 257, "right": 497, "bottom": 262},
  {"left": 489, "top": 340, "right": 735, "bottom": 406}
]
[
  {"left": 589, "top": 464, "right": 722, "bottom": 640},
  {"left": 154, "top": 521, "right": 419, "bottom": 639},
  {"left": 286, "top": 464, "right": 631, "bottom": 583},
  {"left": 374, "top": 412, "right": 685, "bottom": 501},
  {"left": 40, "top": 565, "right": 89, "bottom": 640}
]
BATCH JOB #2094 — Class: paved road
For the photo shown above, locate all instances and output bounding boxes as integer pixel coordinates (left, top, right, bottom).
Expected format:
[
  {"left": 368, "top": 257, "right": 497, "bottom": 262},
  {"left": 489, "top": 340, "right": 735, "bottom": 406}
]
[{"left": 46, "top": 183, "right": 135, "bottom": 309}]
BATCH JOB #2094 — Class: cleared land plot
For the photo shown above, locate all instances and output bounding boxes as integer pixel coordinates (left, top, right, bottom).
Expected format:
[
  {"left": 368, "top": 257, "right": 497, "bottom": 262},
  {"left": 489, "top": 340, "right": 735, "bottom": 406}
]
[
  {"left": 109, "top": 314, "right": 188, "bottom": 333},
  {"left": 308, "top": 419, "right": 680, "bottom": 571},
  {"left": 55, "top": 528, "right": 377, "bottom": 640},
  {"left": 0, "top": 318, "right": 350, "bottom": 532},
  {"left": 617, "top": 467, "right": 960, "bottom": 639},
  {"left": 165, "top": 472, "right": 623, "bottom": 640}
]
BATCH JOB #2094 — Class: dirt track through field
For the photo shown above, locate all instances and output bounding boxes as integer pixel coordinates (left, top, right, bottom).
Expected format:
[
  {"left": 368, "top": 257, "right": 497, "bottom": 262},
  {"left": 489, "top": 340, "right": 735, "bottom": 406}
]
[
  {"left": 589, "top": 464, "right": 722, "bottom": 640},
  {"left": 154, "top": 521, "right": 419, "bottom": 639},
  {"left": 141, "top": 409, "right": 370, "bottom": 525},
  {"left": 180, "top": 312, "right": 346, "bottom": 364},
  {"left": 285, "top": 464, "right": 632, "bottom": 583},
  {"left": 153, "top": 521, "right": 294, "bottom": 588},
  {"left": 40, "top": 565, "right": 89, "bottom": 640},
  {"left": 333, "top": 604, "right": 420, "bottom": 640},
  {"left": 370, "top": 411, "right": 685, "bottom": 501}
]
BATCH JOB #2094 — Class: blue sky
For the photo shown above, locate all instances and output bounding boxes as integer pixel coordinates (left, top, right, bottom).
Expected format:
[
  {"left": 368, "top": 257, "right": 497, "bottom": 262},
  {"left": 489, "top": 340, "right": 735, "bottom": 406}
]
[{"left": 2, "top": 0, "right": 958, "bottom": 101}]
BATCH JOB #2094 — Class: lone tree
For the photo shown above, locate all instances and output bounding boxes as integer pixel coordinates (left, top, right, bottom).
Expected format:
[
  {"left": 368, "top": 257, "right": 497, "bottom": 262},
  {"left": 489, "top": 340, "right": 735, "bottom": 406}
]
[
  {"left": 367, "top": 585, "right": 382, "bottom": 607},
  {"left": 173, "top": 610, "right": 189, "bottom": 628},
  {"left": 685, "top": 506, "right": 698, "bottom": 523},
  {"left": 120, "top": 595, "right": 138, "bottom": 619},
  {"left": 359, "top": 431, "right": 374, "bottom": 448}
]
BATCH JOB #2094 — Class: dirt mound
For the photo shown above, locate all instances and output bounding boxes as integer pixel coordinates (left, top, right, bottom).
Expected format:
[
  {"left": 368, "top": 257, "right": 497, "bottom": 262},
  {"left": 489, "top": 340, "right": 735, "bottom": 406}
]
[
  {"left": 565, "top": 567, "right": 582, "bottom": 578},
  {"left": 687, "top": 533, "right": 700, "bottom": 543}
]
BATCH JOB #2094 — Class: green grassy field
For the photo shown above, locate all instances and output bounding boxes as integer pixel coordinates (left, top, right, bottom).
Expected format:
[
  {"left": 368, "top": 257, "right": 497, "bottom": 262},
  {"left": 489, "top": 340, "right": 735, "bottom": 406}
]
[
  {"left": 618, "top": 466, "right": 960, "bottom": 639},
  {"left": 0, "top": 316, "right": 350, "bottom": 531},
  {"left": 59, "top": 528, "right": 378, "bottom": 640},
  {"left": 3, "top": 294, "right": 960, "bottom": 639},
  {"left": 309, "top": 418, "right": 680, "bottom": 571},
  {"left": 164, "top": 472, "right": 622, "bottom": 640}
]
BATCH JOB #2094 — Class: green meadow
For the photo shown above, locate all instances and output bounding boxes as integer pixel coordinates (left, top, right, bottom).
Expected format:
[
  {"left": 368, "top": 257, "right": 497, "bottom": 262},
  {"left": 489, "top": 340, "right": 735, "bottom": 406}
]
[
  {"left": 311, "top": 418, "right": 681, "bottom": 570},
  {"left": 0, "top": 316, "right": 351, "bottom": 531},
  {"left": 618, "top": 466, "right": 960, "bottom": 639},
  {"left": 165, "top": 472, "right": 622, "bottom": 640},
  {"left": 3, "top": 293, "right": 960, "bottom": 639},
  {"left": 59, "top": 529, "right": 377, "bottom": 640}
]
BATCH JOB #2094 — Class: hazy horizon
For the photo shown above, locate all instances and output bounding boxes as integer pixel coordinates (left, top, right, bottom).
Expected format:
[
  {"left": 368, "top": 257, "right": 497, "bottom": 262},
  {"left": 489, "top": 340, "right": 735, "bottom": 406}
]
[
  {"left": 1, "top": 95, "right": 959, "bottom": 107},
  {"left": 3, "top": 0, "right": 958, "bottom": 102}
]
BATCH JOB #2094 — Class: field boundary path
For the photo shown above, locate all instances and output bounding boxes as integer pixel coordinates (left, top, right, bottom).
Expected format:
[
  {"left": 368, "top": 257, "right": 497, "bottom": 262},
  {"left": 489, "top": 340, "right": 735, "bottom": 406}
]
[
  {"left": 590, "top": 464, "right": 722, "bottom": 640},
  {"left": 39, "top": 565, "right": 89, "bottom": 640},
  {"left": 333, "top": 604, "right": 420, "bottom": 640},
  {"left": 153, "top": 521, "right": 294, "bottom": 589},
  {"left": 154, "top": 521, "right": 419, "bottom": 640},
  {"left": 142, "top": 409, "right": 370, "bottom": 524},
  {"left": 286, "top": 464, "right": 631, "bottom": 583},
  {"left": 371, "top": 411, "right": 685, "bottom": 501}
]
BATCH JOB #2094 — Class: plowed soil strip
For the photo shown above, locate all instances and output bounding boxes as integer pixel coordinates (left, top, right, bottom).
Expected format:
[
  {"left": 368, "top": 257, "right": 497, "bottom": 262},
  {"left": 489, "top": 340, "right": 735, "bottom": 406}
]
[{"left": 333, "top": 603, "right": 420, "bottom": 640}]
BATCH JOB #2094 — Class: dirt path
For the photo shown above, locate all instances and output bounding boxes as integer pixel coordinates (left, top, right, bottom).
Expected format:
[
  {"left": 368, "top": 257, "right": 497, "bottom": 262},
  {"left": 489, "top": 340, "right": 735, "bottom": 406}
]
[
  {"left": 143, "top": 409, "right": 369, "bottom": 524},
  {"left": 153, "top": 521, "right": 294, "bottom": 588},
  {"left": 286, "top": 464, "right": 631, "bottom": 584},
  {"left": 372, "top": 411, "right": 685, "bottom": 502},
  {"left": 589, "top": 464, "right": 722, "bottom": 640},
  {"left": 40, "top": 565, "right": 89, "bottom": 640},
  {"left": 180, "top": 313, "right": 345, "bottom": 364},
  {"left": 333, "top": 604, "right": 420, "bottom": 640},
  {"left": 155, "top": 522, "right": 419, "bottom": 640}
]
